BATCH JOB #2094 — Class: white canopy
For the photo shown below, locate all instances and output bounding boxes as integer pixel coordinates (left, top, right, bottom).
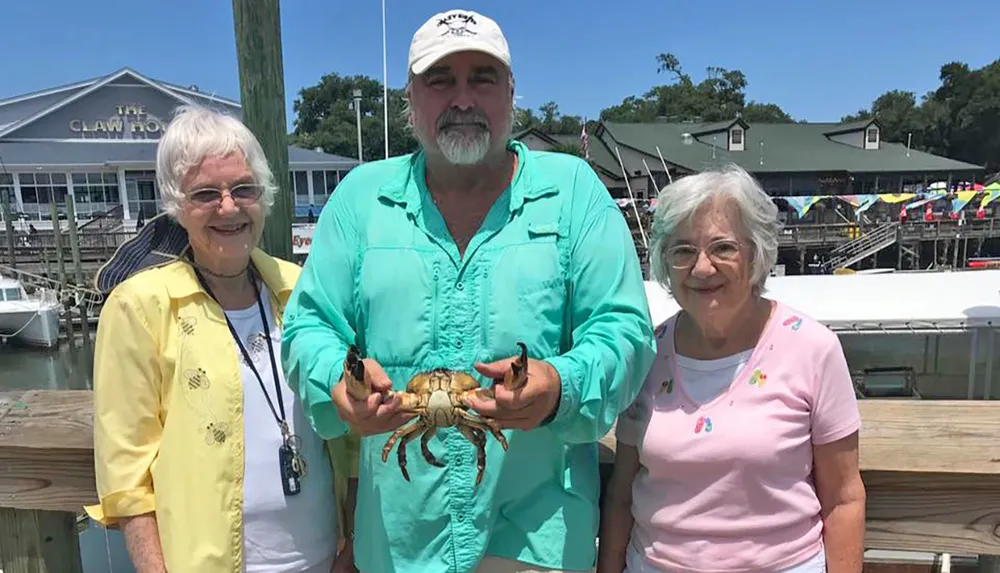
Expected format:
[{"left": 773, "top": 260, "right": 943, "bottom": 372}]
[{"left": 643, "top": 270, "right": 1000, "bottom": 333}]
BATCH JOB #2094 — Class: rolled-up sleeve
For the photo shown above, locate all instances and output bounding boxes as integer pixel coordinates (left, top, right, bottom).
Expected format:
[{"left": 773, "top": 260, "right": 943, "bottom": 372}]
[
  {"left": 282, "top": 190, "right": 360, "bottom": 440},
  {"left": 544, "top": 164, "right": 657, "bottom": 444},
  {"left": 85, "top": 285, "right": 161, "bottom": 525}
]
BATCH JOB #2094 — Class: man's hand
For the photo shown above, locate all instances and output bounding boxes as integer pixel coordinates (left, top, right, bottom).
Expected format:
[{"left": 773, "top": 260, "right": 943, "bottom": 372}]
[
  {"left": 332, "top": 348, "right": 415, "bottom": 436},
  {"left": 466, "top": 354, "right": 562, "bottom": 430}
]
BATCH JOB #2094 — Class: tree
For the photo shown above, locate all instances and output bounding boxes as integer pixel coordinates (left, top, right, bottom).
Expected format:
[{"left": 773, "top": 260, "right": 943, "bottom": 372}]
[
  {"left": 289, "top": 73, "right": 418, "bottom": 160},
  {"left": 600, "top": 53, "right": 794, "bottom": 124},
  {"left": 844, "top": 59, "right": 1000, "bottom": 171}
]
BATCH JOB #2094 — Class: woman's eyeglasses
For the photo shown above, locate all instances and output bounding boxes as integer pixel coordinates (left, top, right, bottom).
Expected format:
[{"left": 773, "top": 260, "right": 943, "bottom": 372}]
[
  {"left": 665, "top": 239, "right": 741, "bottom": 269},
  {"left": 187, "top": 183, "right": 263, "bottom": 208}
]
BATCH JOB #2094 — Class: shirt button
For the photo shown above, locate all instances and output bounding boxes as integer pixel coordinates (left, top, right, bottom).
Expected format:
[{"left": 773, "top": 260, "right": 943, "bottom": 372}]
[
  {"left": 457, "top": 513, "right": 465, "bottom": 522},
  {"left": 456, "top": 282, "right": 464, "bottom": 290},
  {"left": 455, "top": 340, "right": 463, "bottom": 349}
]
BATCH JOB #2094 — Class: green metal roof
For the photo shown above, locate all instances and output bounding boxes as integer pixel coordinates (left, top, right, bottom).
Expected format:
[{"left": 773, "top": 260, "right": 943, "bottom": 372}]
[{"left": 597, "top": 120, "right": 984, "bottom": 175}]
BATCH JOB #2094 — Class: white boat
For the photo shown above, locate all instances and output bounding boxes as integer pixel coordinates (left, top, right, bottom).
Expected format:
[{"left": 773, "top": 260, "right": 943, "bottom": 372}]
[{"left": 0, "top": 275, "right": 62, "bottom": 348}]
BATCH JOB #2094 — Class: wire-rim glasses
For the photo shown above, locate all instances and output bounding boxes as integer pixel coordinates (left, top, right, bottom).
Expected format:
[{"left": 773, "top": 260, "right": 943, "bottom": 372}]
[
  {"left": 187, "top": 183, "right": 264, "bottom": 209},
  {"left": 665, "top": 239, "right": 742, "bottom": 269}
]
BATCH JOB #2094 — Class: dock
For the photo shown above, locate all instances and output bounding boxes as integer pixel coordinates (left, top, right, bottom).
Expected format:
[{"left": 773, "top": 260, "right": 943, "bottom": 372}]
[{"left": 2, "top": 391, "right": 1000, "bottom": 570}]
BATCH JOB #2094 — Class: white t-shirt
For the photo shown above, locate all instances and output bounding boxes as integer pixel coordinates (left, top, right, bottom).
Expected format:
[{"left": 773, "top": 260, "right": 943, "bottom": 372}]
[{"left": 225, "top": 286, "right": 339, "bottom": 573}]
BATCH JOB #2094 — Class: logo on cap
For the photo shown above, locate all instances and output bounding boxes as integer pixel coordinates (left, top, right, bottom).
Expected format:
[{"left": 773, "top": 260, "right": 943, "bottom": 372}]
[{"left": 437, "top": 12, "right": 478, "bottom": 37}]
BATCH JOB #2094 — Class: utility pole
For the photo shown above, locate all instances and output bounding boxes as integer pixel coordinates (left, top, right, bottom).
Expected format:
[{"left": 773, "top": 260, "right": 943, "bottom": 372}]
[
  {"left": 232, "top": 0, "right": 293, "bottom": 260},
  {"left": 352, "top": 89, "right": 364, "bottom": 163}
]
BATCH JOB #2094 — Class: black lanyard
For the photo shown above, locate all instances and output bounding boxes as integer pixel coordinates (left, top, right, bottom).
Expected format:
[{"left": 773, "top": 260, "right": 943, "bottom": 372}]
[{"left": 193, "top": 266, "right": 290, "bottom": 438}]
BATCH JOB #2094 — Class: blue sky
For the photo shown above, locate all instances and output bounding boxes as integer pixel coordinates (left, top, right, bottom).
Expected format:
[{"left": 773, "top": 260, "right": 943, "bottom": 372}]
[{"left": 2, "top": 0, "right": 997, "bottom": 130}]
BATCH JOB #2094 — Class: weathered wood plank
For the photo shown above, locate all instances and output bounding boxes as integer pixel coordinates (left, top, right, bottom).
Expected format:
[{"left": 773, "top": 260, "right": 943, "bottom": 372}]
[
  {"left": 0, "top": 391, "right": 95, "bottom": 512},
  {"left": 863, "top": 471, "right": 1000, "bottom": 556},
  {"left": 858, "top": 401, "right": 1000, "bottom": 474},
  {"left": 0, "top": 507, "right": 82, "bottom": 573},
  {"left": 599, "top": 401, "right": 1000, "bottom": 474}
]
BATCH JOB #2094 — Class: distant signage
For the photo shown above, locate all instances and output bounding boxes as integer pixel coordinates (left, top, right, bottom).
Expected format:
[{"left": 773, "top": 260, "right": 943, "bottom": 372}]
[
  {"left": 292, "top": 223, "right": 315, "bottom": 255},
  {"left": 69, "top": 104, "right": 163, "bottom": 137}
]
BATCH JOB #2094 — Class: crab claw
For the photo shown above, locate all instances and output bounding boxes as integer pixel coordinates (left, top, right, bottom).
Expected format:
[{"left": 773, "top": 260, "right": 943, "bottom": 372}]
[
  {"left": 502, "top": 342, "right": 529, "bottom": 390},
  {"left": 343, "top": 344, "right": 373, "bottom": 401}
]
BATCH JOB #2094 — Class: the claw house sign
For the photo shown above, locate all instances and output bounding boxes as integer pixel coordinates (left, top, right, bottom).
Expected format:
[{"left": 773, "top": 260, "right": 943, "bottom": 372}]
[{"left": 69, "top": 105, "right": 163, "bottom": 137}]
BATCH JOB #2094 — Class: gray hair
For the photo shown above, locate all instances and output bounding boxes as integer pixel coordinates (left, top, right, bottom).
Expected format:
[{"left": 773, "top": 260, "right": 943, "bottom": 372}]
[
  {"left": 649, "top": 163, "right": 780, "bottom": 295},
  {"left": 155, "top": 104, "right": 277, "bottom": 217}
]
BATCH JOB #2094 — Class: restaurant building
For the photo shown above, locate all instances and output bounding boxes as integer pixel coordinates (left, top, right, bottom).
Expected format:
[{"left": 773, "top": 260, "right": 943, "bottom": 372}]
[{"left": 0, "top": 67, "right": 359, "bottom": 231}]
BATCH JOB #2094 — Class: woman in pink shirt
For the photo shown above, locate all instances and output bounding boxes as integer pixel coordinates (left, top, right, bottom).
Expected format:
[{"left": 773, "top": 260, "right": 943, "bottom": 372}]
[{"left": 597, "top": 165, "right": 866, "bottom": 573}]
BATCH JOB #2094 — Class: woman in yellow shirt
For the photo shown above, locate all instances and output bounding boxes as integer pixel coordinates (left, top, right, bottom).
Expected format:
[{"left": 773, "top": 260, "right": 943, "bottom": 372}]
[{"left": 86, "top": 104, "right": 359, "bottom": 572}]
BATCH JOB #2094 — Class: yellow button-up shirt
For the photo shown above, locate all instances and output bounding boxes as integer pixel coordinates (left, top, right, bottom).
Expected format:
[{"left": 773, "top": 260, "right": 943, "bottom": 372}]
[{"left": 85, "top": 248, "right": 358, "bottom": 572}]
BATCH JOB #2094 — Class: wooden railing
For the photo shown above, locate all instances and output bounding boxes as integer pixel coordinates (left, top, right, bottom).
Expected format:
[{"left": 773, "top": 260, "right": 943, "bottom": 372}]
[
  {"left": 600, "top": 399, "right": 1000, "bottom": 559},
  {"left": 3, "top": 392, "right": 1000, "bottom": 570},
  {"left": 778, "top": 218, "right": 1000, "bottom": 248}
]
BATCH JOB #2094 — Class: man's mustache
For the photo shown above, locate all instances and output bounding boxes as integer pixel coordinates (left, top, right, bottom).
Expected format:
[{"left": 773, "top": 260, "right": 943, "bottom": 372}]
[{"left": 437, "top": 109, "right": 490, "bottom": 130}]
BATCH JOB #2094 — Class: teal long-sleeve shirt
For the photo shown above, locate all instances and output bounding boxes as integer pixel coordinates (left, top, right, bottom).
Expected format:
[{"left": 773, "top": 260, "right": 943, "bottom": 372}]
[{"left": 281, "top": 140, "right": 656, "bottom": 573}]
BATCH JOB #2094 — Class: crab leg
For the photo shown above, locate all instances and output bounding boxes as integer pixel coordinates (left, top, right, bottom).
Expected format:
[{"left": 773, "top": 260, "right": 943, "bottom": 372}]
[
  {"left": 382, "top": 419, "right": 425, "bottom": 464},
  {"left": 395, "top": 421, "right": 429, "bottom": 482},
  {"left": 455, "top": 409, "right": 508, "bottom": 450},
  {"left": 420, "top": 427, "right": 445, "bottom": 468},
  {"left": 343, "top": 345, "right": 373, "bottom": 401},
  {"left": 457, "top": 426, "right": 488, "bottom": 487}
]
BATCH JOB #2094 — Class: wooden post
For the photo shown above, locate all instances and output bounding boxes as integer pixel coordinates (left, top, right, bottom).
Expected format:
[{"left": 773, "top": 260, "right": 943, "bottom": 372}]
[
  {"left": 49, "top": 208, "right": 66, "bottom": 287},
  {"left": 232, "top": 0, "right": 294, "bottom": 261},
  {"left": 64, "top": 199, "right": 90, "bottom": 345},
  {"left": 0, "top": 391, "right": 95, "bottom": 573},
  {"left": 0, "top": 507, "right": 83, "bottom": 573},
  {"left": 2, "top": 186, "right": 15, "bottom": 268}
]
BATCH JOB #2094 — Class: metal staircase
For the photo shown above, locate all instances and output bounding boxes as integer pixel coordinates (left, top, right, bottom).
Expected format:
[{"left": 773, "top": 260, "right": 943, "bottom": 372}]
[{"left": 825, "top": 221, "right": 899, "bottom": 270}]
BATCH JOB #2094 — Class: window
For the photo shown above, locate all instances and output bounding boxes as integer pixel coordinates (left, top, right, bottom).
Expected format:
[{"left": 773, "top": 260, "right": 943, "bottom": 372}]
[
  {"left": 292, "top": 171, "right": 309, "bottom": 206},
  {"left": 867, "top": 127, "right": 879, "bottom": 144},
  {"left": 18, "top": 172, "right": 68, "bottom": 222},
  {"left": 729, "top": 127, "right": 745, "bottom": 151},
  {"left": 71, "top": 172, "right": 120, "bottom": 218},
  {"left": 3, "top": 288, "right": 22, "bottom": 301},
  {"left": 125, "top": 170, "right": 161, "bottom": 220}
]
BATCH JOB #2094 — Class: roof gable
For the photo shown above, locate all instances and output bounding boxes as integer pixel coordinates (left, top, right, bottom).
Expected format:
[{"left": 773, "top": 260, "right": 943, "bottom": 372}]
[
  {"left": 823, "top": 118, "right": 880, "bottom": 136},
  {"left": 0, "top": 68, "right": 196, "bottom": 140}
]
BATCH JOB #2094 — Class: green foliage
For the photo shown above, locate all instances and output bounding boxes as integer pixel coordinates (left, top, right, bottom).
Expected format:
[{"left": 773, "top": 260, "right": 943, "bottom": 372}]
[
  {"left": 600, "top": 52, "right": 794, "bottom": 124},
  {"left": 289, "top": 73, "right": 417, "bottom": 161},
  {"left": 843, "top": 60, "right": 1000, "bottom": 171}
]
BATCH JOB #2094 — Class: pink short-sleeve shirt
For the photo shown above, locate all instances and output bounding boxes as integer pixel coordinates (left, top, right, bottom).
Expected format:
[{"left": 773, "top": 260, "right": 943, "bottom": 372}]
[{"left": 616, "top": 301, "right": 861, "bottom": 573}]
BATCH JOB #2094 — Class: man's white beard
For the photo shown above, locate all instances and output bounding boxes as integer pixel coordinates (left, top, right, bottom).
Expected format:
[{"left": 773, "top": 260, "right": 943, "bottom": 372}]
[{"left": 436, "top": 127, "right": 491, "bottom": 165}]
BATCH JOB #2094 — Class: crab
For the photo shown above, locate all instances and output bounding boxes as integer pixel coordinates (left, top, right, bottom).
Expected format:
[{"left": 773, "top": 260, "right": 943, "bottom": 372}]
[{"left": 342, "top": 343, "right": 529, "bottom": 486}]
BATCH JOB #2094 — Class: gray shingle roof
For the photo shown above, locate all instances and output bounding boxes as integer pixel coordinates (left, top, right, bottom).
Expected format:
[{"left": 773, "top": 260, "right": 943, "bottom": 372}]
[
  {"left": 0, "top": 141, "right": 357, "bottom": 168},
  {"left": 599, "top": 121, "right": 984, "bottom": 174}
]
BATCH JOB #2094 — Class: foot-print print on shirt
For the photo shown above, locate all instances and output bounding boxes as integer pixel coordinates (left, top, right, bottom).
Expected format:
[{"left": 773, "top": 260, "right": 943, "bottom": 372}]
[
  {"left": 782, "top": 316, "right": 803, "bottom": 331},
  {"left": 749, "top": 369, "right": 767, "bottom": 387},
  {"left": 659, "top": 378, "right": 674, "bottom": 394},
  {"left": 695, "top": 416, "right": 713, "bottom": 434}
]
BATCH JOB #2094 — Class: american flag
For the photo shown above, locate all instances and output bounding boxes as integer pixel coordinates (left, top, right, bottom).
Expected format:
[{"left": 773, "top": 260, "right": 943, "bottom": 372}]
[{"left": 580, "top": 120, "right": 590, "bottom": 161}]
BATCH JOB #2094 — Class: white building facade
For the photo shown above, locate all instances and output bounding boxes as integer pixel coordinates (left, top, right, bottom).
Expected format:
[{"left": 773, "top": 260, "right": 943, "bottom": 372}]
[{"left": 0, "top": 68, "right": 358, "bottom": 231}]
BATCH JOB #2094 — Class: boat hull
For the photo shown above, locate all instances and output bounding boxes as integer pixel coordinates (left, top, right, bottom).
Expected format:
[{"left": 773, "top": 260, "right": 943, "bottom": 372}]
[{"left": 0, "top": 305, "right": 62, "bottom": 348}]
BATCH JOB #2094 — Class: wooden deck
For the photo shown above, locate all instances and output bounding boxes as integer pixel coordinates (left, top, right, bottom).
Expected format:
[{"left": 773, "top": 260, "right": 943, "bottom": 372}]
[
  {"left": 777, "top": 219, "right": 1000, "bottom": 249},
  {"left": 3, "top": 391, "right": 1000, "bottom": 569}
]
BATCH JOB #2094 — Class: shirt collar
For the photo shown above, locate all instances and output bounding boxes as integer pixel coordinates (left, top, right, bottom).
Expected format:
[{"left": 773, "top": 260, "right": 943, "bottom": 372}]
[
  {"left": 162, "top": 248, "right": 297, "bottom": 301},
  {"left": 377, "top": 139, "right": 558, "bottom": 213}
]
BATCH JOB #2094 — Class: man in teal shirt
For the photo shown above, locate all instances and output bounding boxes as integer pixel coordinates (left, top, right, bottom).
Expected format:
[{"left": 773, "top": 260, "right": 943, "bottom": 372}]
[{"left": 282, "top": 8, "right": 656, "bottom": 573}]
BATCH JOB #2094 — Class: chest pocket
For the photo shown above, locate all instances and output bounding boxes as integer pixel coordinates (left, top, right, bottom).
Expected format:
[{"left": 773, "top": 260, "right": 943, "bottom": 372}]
[
  {"left": 482, "top": 221, "right": 568, "bottom": 359},
  {"left": 356, "top": 247, "right": 435, "bottom": 366}
]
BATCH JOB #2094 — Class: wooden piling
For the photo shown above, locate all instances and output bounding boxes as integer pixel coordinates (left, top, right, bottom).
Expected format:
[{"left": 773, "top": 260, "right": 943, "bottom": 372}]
[
  {"left": 232, "top": 0, "right": 294, "bottom": 260},
  {"left": 64, "top": 200, "right": 90, "bottom": 346},
  {"left": 2, "top": 187, "right": 15, "bottom": 268}
]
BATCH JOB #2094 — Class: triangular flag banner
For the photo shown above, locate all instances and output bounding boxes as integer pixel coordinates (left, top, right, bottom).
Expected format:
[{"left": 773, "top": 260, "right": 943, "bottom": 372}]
[
  {"left": 952, "top": 191, "right": 977, "bottom": 213},
  {"left": 784, "top": 196, "right": 821, "bottom": 218}
]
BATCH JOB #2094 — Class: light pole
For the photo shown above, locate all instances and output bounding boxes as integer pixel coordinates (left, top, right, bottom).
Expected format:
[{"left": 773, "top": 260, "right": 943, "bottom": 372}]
[{"left": 352, "top": 89, "right": 363, "bottom": 163}]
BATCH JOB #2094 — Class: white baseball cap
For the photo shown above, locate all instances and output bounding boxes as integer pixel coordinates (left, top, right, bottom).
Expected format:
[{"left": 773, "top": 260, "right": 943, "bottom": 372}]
[{"left": 408, "top": 9, "right": 511, "bottom": 76}]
